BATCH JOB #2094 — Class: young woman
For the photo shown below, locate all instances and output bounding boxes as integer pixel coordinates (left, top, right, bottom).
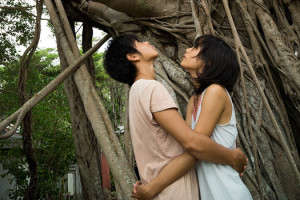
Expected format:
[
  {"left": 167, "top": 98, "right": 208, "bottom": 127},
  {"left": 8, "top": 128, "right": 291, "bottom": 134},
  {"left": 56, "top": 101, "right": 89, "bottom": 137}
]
[{"left": 132, "top": 35, "right": 253, "bottom": 200}]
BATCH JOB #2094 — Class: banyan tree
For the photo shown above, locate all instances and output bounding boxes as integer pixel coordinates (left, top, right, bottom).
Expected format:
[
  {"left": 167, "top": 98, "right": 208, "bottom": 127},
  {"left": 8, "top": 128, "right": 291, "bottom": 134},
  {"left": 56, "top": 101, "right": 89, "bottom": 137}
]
[{"left": 0, "top": 0, "right": 299, "bottom": 199}]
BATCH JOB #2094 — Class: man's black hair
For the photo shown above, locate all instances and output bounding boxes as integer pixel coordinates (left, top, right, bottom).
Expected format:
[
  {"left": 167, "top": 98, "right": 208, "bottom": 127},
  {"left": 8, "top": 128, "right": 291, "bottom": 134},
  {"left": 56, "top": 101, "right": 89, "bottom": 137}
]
[
  {"left": 193, "top": 34, "right": 240, "bottom": 95},
  {"left": 104, "top": 34, "right": 140, "bottom": 86}
]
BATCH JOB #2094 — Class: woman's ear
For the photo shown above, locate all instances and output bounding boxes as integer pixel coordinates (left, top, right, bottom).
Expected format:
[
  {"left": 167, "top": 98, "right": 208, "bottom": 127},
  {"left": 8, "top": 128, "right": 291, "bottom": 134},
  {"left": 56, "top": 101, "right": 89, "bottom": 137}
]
[{"left": 127, "top": 53, "right": 140, "bottom": 61}]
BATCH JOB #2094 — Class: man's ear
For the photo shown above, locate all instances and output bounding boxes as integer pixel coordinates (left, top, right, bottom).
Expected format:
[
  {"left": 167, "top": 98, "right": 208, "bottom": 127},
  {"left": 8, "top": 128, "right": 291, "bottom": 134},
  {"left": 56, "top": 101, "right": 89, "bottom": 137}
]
[{"left": 127, "top": 53, "right": 140, "bottom": 62}]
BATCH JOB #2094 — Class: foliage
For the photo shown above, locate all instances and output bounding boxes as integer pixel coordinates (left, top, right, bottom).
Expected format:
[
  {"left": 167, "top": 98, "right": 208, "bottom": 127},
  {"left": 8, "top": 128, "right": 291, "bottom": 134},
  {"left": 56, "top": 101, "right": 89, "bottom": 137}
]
[
  {"left": 0, "top": 47, "right": 126, "bottom": 199},
  {"left": 0, "top": 0, "right": 36, "bottom": 65},
  {"left": 0, "top": 48, "right": 75, "bottom": 199}
]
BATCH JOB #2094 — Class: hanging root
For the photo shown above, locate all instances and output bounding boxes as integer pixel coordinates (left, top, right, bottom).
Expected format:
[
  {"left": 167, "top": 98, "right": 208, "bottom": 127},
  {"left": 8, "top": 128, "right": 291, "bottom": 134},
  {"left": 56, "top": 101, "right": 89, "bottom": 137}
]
[{"left": 222, "top": 0, "right": 300, "bottom": 184}]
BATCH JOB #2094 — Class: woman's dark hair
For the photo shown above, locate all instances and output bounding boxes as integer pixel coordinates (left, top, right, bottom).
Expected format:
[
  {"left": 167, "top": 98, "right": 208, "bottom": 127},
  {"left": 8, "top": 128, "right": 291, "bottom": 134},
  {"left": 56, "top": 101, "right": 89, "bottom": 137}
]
[
  {"left": 193, "top": 34, "right": 240, "bottom": 95},
  {"left": 104, "top": 34, "right": 140, "bottom": 86}
]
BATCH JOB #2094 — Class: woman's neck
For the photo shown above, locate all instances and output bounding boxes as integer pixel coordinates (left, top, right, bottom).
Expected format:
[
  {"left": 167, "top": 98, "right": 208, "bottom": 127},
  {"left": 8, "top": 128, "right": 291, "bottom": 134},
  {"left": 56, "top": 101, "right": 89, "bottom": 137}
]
[
  {"left": 187, "top": 70, "right": 200, "bottom": 88},
  {"left": 192, "top": 79, "right": 200, "bottom": 89}
]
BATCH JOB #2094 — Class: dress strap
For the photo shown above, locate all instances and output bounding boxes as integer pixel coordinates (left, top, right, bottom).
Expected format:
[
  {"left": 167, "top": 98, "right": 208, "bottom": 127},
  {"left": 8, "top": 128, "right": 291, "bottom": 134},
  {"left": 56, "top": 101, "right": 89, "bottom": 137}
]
[
  {"left": 192, "top": 93, "right": 203, "bottom": 122},
  {"left": 192, "top": 89, "right": 207, "bottom": 122},
  {"left": 225, "top": 89, "right": 234, "bottom": 106}
]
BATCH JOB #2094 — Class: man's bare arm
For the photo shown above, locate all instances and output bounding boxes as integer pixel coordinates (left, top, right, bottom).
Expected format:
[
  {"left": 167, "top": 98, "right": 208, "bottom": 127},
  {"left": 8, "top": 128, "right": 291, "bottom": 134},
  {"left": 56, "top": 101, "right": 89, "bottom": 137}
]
[{"left": 153, "top": 109, "right": 246, "bottom": 169}]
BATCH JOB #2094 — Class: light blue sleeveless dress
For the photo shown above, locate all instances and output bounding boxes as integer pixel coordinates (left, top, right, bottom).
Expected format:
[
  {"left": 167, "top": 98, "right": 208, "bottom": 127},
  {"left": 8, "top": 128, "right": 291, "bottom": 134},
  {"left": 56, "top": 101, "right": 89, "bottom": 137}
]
[{"left": 191, "top": 89, "right": 253, "bottom": 200}]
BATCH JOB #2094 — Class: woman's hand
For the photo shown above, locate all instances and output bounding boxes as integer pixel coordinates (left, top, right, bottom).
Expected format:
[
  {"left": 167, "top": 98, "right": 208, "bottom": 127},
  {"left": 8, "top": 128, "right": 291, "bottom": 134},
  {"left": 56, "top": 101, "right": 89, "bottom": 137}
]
[
  {"left": 131, "top": 181, "right": 153, "bottom": 200},
  {"left": 232, "top": 148, "right": 248, "bottom": 176}
]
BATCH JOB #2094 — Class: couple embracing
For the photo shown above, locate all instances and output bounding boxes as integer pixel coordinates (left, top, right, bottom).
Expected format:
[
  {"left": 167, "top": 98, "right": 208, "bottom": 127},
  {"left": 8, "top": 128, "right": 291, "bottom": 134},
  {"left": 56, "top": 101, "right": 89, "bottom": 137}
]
[{"left": 104, "top": 34, "right": 253, "bottom": 200}]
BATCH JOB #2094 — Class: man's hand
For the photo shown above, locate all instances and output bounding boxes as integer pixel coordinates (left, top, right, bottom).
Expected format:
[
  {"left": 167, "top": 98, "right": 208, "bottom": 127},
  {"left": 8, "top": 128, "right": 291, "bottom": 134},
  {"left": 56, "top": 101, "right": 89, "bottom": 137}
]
[
  {"left": 232, "top": 148, "right": 248, "bottom": 176},
  {"left": 131, "top": 181, "right": 153, "bottom": 200}
]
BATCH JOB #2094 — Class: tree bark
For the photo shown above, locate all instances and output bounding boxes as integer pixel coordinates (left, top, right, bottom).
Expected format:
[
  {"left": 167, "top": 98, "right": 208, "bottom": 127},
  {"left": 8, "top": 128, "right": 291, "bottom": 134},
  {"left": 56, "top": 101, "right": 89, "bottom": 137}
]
[
  {"left": 57, "top": 41, "right": 104, "bottom": 199},
  {"left": 61, "top": 0, "right": 300, "bottom": 199}
]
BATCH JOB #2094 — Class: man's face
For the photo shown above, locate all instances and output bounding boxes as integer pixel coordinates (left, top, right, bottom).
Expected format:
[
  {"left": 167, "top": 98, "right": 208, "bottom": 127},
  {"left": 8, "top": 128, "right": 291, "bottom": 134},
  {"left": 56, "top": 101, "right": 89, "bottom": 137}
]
[{"left": 134, "top": 40, "right": 158, "bottom": 61}]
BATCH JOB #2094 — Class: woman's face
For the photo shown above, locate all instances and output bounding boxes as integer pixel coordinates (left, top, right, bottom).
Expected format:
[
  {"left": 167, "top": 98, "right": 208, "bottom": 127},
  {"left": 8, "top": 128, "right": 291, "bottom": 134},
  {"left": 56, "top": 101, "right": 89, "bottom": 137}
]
[{"left": 180, "top": 46, "right": 203, "bottom": 77}]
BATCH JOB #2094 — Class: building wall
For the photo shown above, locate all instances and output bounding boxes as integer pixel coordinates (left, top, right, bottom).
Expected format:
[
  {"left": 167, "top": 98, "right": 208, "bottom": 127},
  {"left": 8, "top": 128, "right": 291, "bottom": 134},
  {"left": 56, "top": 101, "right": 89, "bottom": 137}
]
[{"left": 0, "top": 163, "right": 16, "bottom": 200}]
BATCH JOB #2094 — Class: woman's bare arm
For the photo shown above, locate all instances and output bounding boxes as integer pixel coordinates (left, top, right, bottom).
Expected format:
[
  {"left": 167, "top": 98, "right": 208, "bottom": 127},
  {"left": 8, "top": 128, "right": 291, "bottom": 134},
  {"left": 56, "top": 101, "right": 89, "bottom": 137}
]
[{"left": 131, "top": 152, "right": 197, "bottom": 199}]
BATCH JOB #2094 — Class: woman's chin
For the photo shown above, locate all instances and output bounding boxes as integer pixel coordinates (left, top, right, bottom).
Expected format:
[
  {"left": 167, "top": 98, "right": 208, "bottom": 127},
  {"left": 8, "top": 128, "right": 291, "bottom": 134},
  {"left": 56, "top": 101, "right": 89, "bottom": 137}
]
[{"left": 180, "top": 62, "right": 187, "bottom": 69}]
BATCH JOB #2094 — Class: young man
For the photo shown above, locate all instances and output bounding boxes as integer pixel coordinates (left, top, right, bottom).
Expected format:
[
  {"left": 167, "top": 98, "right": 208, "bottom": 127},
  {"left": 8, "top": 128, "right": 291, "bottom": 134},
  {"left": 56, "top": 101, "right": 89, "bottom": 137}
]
[{"left": 104, "top": 34, "right": 247, "bottom": 199}]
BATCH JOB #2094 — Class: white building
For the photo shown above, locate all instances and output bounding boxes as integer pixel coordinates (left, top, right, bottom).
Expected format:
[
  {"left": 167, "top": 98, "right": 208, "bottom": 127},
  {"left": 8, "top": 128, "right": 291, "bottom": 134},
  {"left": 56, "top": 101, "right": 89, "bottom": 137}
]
[{"left": 0, "top": 125, "right": 22, "bottom": 199}]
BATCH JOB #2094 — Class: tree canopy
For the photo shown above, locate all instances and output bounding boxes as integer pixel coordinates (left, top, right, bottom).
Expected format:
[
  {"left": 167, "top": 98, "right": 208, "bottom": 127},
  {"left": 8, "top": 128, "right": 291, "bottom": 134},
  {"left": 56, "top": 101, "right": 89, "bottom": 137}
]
[{"left": 0, "top": 0, "right": 36, "bottom": 64}]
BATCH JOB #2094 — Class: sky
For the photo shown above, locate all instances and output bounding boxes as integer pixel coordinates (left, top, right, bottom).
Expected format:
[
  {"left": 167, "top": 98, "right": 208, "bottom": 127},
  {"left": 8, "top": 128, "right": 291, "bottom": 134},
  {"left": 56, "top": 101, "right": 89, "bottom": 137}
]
[
  {"left": 16, "top": 20, "right": 109, "bottom": 53},
  {"left": 18, "top": 0, "right": 109, "bottom": 53},
  {"left": 37, "top": 20, "right": 109, "bottom": 53},
  {"left": 15, "top": 17, "right": 109, "bottom": 69}
]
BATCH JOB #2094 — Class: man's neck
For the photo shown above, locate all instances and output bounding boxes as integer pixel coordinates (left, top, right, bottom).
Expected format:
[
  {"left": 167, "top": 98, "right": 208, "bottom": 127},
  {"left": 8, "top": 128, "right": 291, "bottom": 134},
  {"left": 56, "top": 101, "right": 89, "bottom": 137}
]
[
  {"left": 134, "top": 62, "right": 155, "bottom": 82},
  {"left": 135, "top": 75, "right": 154, "bottom": 82}
]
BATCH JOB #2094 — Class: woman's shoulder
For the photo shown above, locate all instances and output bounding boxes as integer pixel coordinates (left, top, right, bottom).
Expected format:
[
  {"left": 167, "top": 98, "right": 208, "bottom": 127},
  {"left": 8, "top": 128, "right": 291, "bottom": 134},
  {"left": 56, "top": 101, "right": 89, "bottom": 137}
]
[
  {"left": 206, "top": 83, "right": 225, "bottom": 91},
  {"left": 204, "top": 84, "right": 227, "bottom": 100}
]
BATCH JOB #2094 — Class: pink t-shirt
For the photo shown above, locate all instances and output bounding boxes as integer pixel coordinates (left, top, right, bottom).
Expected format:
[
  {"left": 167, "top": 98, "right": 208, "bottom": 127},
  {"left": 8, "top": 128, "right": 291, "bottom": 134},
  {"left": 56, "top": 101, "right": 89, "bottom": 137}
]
[{"left": 129, "top": 79, "right": 199, "bottom": 200}]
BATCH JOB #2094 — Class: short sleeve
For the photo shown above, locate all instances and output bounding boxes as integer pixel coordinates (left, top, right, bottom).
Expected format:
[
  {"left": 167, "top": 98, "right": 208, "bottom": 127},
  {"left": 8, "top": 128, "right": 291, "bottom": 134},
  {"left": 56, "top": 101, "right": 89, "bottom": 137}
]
[
  {"left": 150, "top": 82, "right": 178, "bottom": 112},
  {"left": 139, "top": 81, "right": 178, "bottom": 124}
]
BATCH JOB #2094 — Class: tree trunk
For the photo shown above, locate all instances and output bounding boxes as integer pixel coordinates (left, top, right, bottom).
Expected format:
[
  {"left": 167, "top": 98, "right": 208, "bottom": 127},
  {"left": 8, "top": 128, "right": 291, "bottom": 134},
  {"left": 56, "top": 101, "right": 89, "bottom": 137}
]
[
  {"left": 45, "top": 0, "right": 136, "bottom": 198},
  {"left": 124, "top": 84, "right": 134, "bottom": 167},
  {"left": 61, "top": 0, "right": 300, "bottom": 199},
  {"left": 57, "top": 40, "right": 104, "bottom": 199}
]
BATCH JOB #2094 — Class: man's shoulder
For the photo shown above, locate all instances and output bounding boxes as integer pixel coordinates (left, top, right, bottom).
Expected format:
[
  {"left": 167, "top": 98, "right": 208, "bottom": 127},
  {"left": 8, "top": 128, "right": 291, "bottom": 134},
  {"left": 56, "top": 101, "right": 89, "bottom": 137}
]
[
  {"left": 132, "top": 79, "right": 160, "bottom": 87},
  {"left": 131, "top": 79, "right": 163, "bottom": 92}
]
